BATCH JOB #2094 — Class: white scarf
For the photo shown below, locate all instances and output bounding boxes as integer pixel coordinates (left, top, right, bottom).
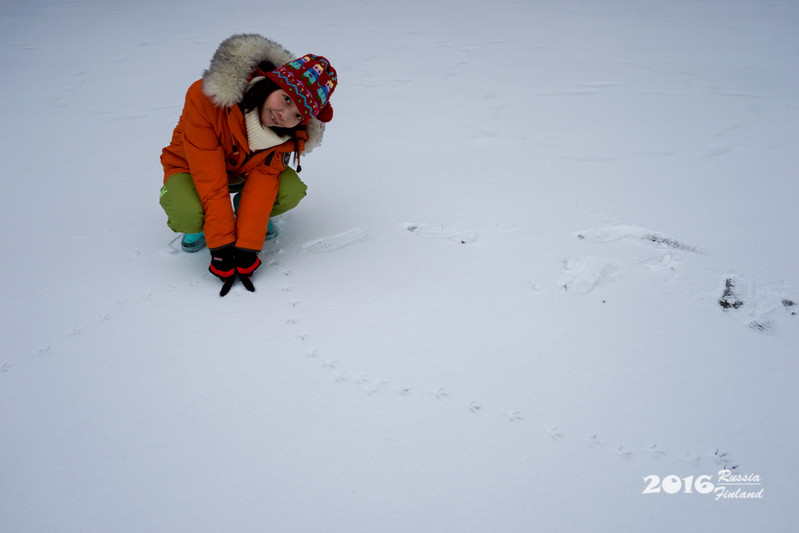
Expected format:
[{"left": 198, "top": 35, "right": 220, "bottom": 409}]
[{"left": 244, "top": 76, "right": 290, "bottom": 151}]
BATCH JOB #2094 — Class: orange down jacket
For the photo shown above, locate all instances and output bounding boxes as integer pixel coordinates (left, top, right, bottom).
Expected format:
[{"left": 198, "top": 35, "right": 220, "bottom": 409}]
[{"left": 160, "top": 34, "right": 325, "bottom": 251}]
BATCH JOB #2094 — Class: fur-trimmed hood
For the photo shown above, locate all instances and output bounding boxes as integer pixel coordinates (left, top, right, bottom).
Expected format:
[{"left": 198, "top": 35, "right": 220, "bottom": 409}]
[{"left": 201, "top": 34, "right": 325, "bottom": 153}]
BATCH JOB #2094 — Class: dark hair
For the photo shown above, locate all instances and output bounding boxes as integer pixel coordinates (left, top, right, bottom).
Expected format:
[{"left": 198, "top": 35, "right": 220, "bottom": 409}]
[{"left": 240, "top": 64, "right": 302, "bottom": 137}]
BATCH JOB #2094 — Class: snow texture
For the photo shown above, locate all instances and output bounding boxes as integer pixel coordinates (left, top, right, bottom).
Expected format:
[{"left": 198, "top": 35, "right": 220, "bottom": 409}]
[{"left": 1, "top": 1, "right": 798, "bottom": 532}]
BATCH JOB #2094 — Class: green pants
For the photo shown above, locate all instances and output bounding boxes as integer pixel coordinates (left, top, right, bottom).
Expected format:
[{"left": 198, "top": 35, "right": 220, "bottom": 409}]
[{"left": 159, "top": 169, "right": 307, "bottom": 234}]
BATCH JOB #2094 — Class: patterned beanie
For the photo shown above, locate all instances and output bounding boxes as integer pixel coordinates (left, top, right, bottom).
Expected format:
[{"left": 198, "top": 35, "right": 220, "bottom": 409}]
[{"left": 265, "top": 54, "right": 338, "bottom": 124}]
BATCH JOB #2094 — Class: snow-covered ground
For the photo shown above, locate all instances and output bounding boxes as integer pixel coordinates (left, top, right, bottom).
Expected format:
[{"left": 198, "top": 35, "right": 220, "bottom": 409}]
[{"left": 2, "top": 1, "right": 798, "bottom": 531}]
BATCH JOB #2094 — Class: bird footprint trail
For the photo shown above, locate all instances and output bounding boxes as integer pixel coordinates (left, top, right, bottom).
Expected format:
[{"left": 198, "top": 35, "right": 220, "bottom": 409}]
[
  {"left": 403, "top": 223, "right": 478, "bottom": 244},
  {"left": 271, "top": 258, "right": 743, "bottom": 473},
  {"left": 302, "top": 228, "right": 366, "bottom": 253}
]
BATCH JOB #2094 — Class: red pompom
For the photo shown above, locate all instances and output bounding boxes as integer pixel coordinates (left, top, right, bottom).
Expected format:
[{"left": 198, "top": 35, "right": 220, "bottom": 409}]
[{"left": 316, "top": 103, "right": 334, "bottom": 123}]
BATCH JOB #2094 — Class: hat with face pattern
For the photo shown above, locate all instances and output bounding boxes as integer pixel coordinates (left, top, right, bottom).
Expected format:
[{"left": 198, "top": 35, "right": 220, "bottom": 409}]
[{"left": 265, "top": 54, "right": 337, "bottom": 124}]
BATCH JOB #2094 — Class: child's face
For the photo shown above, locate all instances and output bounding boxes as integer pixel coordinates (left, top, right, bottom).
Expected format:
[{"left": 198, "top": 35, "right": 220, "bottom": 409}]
[{"left": 261, "top": 90, "right": 303, "bottom": 128}]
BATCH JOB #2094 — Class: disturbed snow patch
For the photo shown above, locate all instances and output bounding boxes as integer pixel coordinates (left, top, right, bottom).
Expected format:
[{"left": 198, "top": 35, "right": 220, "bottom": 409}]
[
  {"left": 576, "top": 224, "right": 702, "bottom": 253},
  {"left": 559, "top": 257, "right": 620, "bottom": 294},
  {"left": 404, "top": 223, "right": 478, "bottom": 244},
  {"left": 303, "top": 228, "right": 366, "bottom": 253},
  {"left": 717, "top": 275, "right": 798, "bottom": 334}
]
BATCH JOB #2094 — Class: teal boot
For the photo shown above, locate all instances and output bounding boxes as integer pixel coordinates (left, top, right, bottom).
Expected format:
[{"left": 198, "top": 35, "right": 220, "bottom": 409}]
[
  {"left": 181, "top": 232, "right": 206, "bottom": 253},
  {"left": 266, "top": 220, "right": 278, "bottom": 241}
]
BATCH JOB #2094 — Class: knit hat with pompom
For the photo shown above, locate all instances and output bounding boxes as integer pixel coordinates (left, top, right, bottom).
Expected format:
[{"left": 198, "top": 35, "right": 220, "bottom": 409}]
[{"left": 265, "top": 54, "right": 337, "bottom": 124}]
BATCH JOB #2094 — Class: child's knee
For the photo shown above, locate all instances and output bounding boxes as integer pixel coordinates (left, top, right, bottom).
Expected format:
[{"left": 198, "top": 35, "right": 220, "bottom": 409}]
[
  {"left": 272, "top": 168, "right": 308, "bottom": 215},
  {"left": 160, "top": 173, "right": 204, "bottom": 233}
]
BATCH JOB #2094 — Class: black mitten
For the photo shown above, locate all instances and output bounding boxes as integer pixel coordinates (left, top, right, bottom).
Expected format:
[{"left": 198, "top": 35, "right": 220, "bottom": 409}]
[
  {"left": 208, "top": 246, "right": 236, "bottom": 281},
  {"left": 235, "top": 249, "right": 261, "bottom": 292},
  {"left": 209, "top": 246, "right": 236, "bottom": 296}
]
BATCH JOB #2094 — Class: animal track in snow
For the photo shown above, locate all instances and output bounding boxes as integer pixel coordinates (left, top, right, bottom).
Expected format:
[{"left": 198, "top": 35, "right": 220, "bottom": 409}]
[
  {"left": 467, "top": 401, "right": 482, "bottom": 413},
  {"left": 647, "top": 444, "right": 666, "bottom": 458},
  {"left": 576, "top": 224, "right": 702, "bottom": 253},
  {"left": 303, "top": 228, "right": 365, "bottom": 253},
  {"left": 430, "top": 387, "right": 449, "bottom": 400},
  {"left": 712, "top": 449, "right": 737, "bottom": 470},
  {"left": 615, "top": 446, "right": 634, "bottom": 459},
  {"left": 582, "top": 434, "right": 603, "bottom": 448},
  {"left": 403, "top": 223, "right": 478, "bottom": 244},
  {"left": 354, "top": 374, "right": 386, "bottom": 395},
  {"left": 680, "top": 452, "right": 702, "bottom": 466},
  {"left": 503, "top": 410, "right": 524, "bottom": 422}
]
